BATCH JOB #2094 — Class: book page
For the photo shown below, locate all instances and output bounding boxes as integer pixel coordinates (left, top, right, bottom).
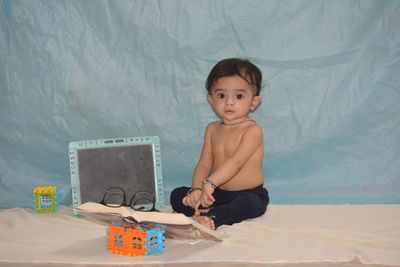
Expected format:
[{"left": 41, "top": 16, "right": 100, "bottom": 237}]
[
  {"left": 77, "top": 202, "right": 191, "bottom": 225},
  {"left": 77, "top": 202, "right": 132, "bottom": 217},
  {"left": 129, "top": 210, "right": 191, "bottom": 225},
  {"left": 77, "top": 202, "right": 224, "bottom": 241}
]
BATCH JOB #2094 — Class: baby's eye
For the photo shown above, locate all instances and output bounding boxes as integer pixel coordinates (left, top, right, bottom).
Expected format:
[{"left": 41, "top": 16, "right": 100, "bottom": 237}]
[
  {"left": 236, "top": 94, "right": 244, "bottom": 100},
  {"left": 216, "top": 93, "right": 225, "bottom": 99}
]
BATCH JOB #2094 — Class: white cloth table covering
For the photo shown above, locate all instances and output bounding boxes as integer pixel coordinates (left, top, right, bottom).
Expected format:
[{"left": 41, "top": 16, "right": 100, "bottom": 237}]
[{"left": 0, "top": 205, "right": 399, "bottom": 266}]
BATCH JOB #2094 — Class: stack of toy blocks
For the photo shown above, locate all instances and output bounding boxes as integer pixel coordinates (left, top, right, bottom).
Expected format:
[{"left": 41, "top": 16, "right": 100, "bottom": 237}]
[
  {"left": 32, "top": 186, "right": 58, "bottom": 213},
  {"left": 106, "top": 223, "right": 165, "bottom": 256}
]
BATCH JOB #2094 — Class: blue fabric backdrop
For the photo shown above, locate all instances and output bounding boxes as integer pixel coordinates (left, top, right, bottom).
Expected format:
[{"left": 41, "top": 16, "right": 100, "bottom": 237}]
[{"left": 0, "top": 0, "right": 399, "bottom": 208}]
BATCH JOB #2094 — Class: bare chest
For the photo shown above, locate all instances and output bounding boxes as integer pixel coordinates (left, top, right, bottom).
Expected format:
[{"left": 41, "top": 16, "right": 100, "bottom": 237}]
[{"left": 211, "top": 127, "right": 244, "bottom": 158}]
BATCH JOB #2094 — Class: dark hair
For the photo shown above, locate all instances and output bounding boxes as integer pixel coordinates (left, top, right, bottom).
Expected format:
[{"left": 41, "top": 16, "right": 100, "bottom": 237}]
[{"left": 205, "top": 58, "right": 262, "bottom": 96}]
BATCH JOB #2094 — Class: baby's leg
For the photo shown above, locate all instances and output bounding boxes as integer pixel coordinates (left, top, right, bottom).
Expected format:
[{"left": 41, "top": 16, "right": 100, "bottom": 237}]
[{"left": 210, "top": 191, "right": 268, "bottom": 228}]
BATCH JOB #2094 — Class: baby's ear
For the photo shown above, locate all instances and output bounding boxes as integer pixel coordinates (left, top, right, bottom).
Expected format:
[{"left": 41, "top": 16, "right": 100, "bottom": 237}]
[
  {"left": 250, "top": 96, "right": 262, "bottom": 111},
  {"left": 207, "top": 94, "right": 213, "bottom": 105}
]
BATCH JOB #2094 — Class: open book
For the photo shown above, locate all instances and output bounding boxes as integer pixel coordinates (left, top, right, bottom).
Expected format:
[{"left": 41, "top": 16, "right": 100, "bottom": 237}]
[{"left": 76, "top": 202, "right": 224, "bottom": 241}]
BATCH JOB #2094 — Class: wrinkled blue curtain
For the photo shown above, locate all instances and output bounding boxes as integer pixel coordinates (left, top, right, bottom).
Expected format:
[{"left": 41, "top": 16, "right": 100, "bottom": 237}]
[{"left": 0, "top": 0, "right": 399, "bottom": 208}]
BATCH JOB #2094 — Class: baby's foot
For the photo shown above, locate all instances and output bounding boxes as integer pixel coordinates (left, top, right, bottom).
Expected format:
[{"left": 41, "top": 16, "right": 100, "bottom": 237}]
[{"left": 193, "top": 209, "right": 216, "bottom": 230}]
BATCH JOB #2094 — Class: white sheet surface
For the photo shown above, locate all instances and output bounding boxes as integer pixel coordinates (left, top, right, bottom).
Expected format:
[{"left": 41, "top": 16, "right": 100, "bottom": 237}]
[{"left": 0, "top": 205, "right": 399, "bottom": 266}]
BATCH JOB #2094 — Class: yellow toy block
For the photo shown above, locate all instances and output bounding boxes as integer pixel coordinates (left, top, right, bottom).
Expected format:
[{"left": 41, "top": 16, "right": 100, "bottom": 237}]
[{"left": 32, "top": 186, "right": 58, "bottom": 213}]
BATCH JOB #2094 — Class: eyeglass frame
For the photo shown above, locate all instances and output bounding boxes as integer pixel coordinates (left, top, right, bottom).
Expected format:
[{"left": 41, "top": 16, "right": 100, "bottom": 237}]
[{"left": 100, "top": 186, "right": 158, "bottom": 212}]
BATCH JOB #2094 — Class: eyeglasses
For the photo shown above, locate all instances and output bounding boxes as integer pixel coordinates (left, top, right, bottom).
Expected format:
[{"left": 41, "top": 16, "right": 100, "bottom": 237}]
[{"left": 100, "top": 187, "right": 158, "bottom": 212}]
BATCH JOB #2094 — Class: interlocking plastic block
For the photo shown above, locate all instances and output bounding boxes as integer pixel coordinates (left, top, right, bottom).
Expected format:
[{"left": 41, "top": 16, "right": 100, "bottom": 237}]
[
  {"left": 106, "top": 223, "right": 165, "bottom": 257},
  {"left": 32, "top": 186, "right": 58, "bottom": 213},
  {"left": 145, "top": 227, "right": 165, "bottom": 256}
]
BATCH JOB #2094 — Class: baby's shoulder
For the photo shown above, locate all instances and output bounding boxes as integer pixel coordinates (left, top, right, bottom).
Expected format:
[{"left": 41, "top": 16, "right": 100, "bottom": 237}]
[
  {"left": 206, "top": 120, "right": 221, "bottom": 130},
  {"left": 244, "top": 122, "right": 263, "bottom": 135}
]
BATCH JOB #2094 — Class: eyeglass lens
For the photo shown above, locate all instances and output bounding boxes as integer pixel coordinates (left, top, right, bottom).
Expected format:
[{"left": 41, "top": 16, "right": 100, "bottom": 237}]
[
  {"left": 103, "top": 187, "right": 125, "bottom": 207},
  {"left": 130, "top": 191, "right": 154, "bottom": 211}
]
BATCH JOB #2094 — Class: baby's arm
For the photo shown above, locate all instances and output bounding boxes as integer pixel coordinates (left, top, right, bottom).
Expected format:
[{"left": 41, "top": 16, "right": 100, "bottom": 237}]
[
  {"left": 203, "top": 124, "right": 263, "bottom": 191},
  {"left": 192, "top": 123, "right": 213, "bottom": 188},
  {"left": 183, "top": 124, "right": 213, "bottom": 209}
]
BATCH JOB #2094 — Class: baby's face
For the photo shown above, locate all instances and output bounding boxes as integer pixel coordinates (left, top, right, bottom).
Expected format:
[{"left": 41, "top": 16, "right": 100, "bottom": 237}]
[{"left": 207, "top": 75, "right": 260, "bottom": 124}]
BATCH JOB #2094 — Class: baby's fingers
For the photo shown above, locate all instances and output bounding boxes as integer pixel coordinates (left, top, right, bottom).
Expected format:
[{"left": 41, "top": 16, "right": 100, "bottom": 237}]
[
  {"left": 200, "top": 197, "right": 211, "bottom": 208},
  {"left": 185, "top": 196, "right": 193, "bottom": 208},
  {"left": 182, "top": 196, "right": 188, "bottom": 206},
  {"left": 194, "top": 200, "right": 201, "bottom": 212},
  {"left": 209, "top": 194, "right": 215, "bottom": 203}
]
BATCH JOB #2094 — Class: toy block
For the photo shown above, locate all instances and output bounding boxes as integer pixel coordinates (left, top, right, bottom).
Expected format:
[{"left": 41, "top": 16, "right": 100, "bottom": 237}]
[
  {"left": 32, "top": 186, "right": 58, "bottom": 213},
  {"left": 145, "top": 227, "right": 165, "bottom": 256},
  {"left": 106, "top": 222, "right": 165, "bottom": 257}
]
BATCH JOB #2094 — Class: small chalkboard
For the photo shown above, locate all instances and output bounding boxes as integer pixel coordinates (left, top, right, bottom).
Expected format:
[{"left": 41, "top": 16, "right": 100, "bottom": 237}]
[{"left": 69, "top": 136, "right": 164, "bottom": 214}]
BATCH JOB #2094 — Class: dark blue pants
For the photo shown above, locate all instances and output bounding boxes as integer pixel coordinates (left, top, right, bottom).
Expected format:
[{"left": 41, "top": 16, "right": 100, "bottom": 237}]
[{"left": 170, "top": 185, "right": 269, "bottom": 228}]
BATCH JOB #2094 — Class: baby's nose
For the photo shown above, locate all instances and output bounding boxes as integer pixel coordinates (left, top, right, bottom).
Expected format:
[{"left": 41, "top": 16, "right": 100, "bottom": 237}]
[{"left": 226, "top": 96, "right": 235, "bottom": 105}]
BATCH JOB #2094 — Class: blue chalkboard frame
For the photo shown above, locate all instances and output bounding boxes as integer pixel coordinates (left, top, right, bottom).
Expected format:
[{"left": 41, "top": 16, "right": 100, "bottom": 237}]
[{"left": 69, "top": 136, "right": 164, "bottom": 214}]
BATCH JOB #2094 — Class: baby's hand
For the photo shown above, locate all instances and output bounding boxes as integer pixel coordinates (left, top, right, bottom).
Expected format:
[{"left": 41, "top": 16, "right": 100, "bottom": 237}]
[
  {"left": 182, "top": 188, "right": 201, "bottom": 209},
  {"left": 200, "top": 182, "right": 215, "bottom": 208}
]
